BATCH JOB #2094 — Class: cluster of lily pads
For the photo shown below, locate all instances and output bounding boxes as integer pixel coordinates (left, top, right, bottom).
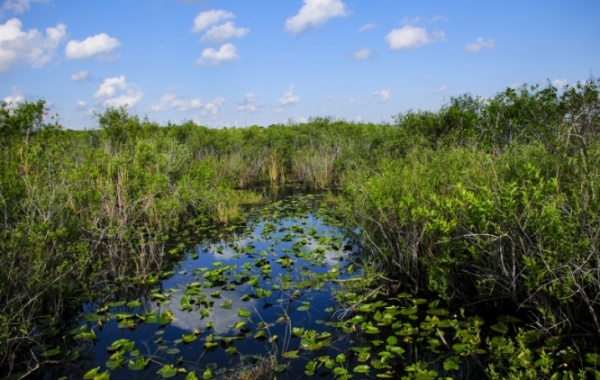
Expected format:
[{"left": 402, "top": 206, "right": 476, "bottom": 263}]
[{"left": 59, "top": 195, "right": 599, "bottom": 379}]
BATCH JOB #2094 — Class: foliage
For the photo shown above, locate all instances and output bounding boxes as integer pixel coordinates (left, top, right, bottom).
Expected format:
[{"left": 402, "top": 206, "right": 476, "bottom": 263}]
[{"left": 1, "top": 77, "right": 599, "bottom": 377}]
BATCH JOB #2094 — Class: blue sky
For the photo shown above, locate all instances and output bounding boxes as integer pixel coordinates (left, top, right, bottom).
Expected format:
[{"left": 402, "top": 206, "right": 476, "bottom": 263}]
[{"left": 1, "top": 0, "right": 599, "bottom": 129}]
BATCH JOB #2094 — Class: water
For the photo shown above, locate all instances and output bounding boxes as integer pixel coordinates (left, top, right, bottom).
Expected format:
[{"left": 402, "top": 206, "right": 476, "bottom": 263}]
[{"left": 61, "top": 194, "right": 360, "bottom": 379}]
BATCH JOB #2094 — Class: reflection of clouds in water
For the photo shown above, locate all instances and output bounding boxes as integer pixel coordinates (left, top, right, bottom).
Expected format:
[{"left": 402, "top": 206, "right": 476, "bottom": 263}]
[
  {"left": 303, "top": 238, "right": 346, "bottom": 266},
  {"left": 150, "top": 285, "right": 260, "bottom": 335},
  {"left": 159, "top": 212, "right": 349, "bottom": 333}
]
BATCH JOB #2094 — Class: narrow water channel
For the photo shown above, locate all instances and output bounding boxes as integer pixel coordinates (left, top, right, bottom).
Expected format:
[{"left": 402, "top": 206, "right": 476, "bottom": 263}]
[{"left": 60, "top": 193, "right": 361, "bottom": 379}]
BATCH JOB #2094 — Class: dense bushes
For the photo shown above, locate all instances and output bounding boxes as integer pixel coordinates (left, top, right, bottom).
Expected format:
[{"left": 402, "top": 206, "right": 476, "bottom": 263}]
[{"left": 342, "top": 78, "right": 600, "bottom": 336}]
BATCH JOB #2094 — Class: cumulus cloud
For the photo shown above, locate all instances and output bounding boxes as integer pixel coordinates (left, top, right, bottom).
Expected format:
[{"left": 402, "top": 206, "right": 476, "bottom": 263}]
[
  {"left": 150, "top": 92, "right": 203, "bottom": 112},
  {"left": 195, "top": 43, "right": 238, "bottom": 67},
  {"left": 373, "top": 89, "right": 391, "bottom": 102},
  {"left": 200, "top": 21, "right": 249, "bottom": 43},
  {"left": 385, "top": 25, "right": 445, "bottom": 49},
  {"left": 285, "top": 0, "right": 347, "bottom": 36},
  {"left": 191, "top": 9, "right": 235, "bottom": 32},
  {"left": 278, "top": 85, "right": 299, "bottom": 107},
  {"left": 0, "top": 18, "right": 66, "bottom": 72},
  {"left": 347, "top": 46, "right": 372, "bottom": 61},
  {"left": 3, "top": 85, "right": 24, "bottom": 104},
  {"left": 202, "top": 97, "right": 225, "bottom": 117},
  {"left": 1, "top": 0, "right": 47, "bottom": 14},
  {"left": 65, "top": 33, "right": 120, "bottom": 60},
  {"left": 70, "top": 70, "right": 90, "bottom": 82},
  {"left": 552, "top": 78, "right": 568, "bottom": 89},
  {"left": 94, "top": 76, "right": 143, "bottom": 109},
  {"left": 236, "top": 92, "right": 265, "bottom": 113},
  {"left": 465, "top": 37, "right": 495, "bottom": 52}
]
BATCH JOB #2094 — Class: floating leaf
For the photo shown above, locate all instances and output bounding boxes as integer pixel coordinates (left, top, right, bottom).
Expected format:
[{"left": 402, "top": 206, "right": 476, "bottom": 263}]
[
  {"left": 234, "top": 321, "right": 246, "bottom": 330},
  {"left": 127, "top": 300, "right": 141, "bottom": 308},
  {"left": 353, "top": 364, "right": 370, "bottom": 373},
  {"left": 283, "top": 350, "right": 300, "bottom": 359},
  {"left": 83, "top": 367, "right": 110, "bottom": 380},
  {"left": 237, "top": 308, "right": 251, "bottom": 318},
  {"left": 158, "top": 364, "right": 178, "bottom": 378},
  {"left": 202, "top": 368, "right": 213, "bottom": 379},
  {"left": 128, "top": 357, "right": 150, "bottom": 371},
  {"left": 182, "top": 333, "right": 197, "bottom": 344},
  {"left": 106, "top": 357, "right": 124, "bottom": 369}
]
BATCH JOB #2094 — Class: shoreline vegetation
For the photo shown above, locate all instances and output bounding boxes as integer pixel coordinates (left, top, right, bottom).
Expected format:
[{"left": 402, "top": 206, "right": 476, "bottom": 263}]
[{"left": 1, "top": 78, "right": 599, "bottom": 378}]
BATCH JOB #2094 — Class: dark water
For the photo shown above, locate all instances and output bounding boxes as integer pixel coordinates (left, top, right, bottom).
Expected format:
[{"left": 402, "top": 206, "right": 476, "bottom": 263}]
[{"left": 54, "top": 194, "right": 360, "bottom": 379}]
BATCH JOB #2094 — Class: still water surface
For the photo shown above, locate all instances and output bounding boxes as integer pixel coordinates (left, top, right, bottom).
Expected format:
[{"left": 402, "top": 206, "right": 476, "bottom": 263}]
[{"left": 66, "top": 194, "right": 360, "bottom": 379}]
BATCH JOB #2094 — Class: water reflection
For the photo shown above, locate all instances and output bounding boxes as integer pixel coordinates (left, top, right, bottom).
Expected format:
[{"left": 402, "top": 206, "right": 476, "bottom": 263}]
[{"left": 70, "top": 194, "right": 356, "bottom": 379}]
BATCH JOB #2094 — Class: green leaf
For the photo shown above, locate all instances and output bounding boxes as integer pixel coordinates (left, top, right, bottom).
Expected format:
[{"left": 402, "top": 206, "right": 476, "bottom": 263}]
[
  {"left": 83, "top": 367, "right": 110, "bottom": 380},
  {"left": 127, "top": 300, "right": 142, "bottom": 308},
  {"left": 41, "top": 347, "right": 61, "bottom": 358},
  {"left": 128, "top": 357, "right": 150, "bottom": 370},
  {"left": 202, "top": 368, "right": 213, "bottom": 379},
  {"left": 182, "top": 333, "right": 197, "bottom": 343},
  {"left": 490, "top": 322, "right": 508, "bottom": 334},
  {"left": 353, "top": 365, "right": 370, "bottom": 373},
  {"left": 283, "top": 350, "right": 300, "bottom": 359},
  {"left": 237, "top": 308, "right": 251, "bottom": 317},
  {"left": 158, "top": 364, "right": 178, "bottom": 378},
  {"left": 234, "top": 321, "right": 246, "bottom": 330},
  {"left": 443, "top": 357, "right": 460, "bottom": 371},
  {"left": 586, "top": 353, "right": 600, "bottom": 366}
]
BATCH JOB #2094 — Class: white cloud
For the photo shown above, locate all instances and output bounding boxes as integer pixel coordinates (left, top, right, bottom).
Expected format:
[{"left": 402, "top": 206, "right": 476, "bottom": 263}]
[
  {"left": 150, "top": 92, "right": 203, "bottom": 112},
  {"left": 400, "top": 16, "right": 421, "bottom": 25},
  {"left": 348, "top": 46, "right": 372, "bottom": 61},
  {"left": 1, "top": 0, "right": 47, "bottom": 14},
  {"left": 348, "top": 98, "right": 366, "bottom": 106},
  {"left": 191, "top": 9, "right": 235, "bottom": 32},
  {"left": 277, "top": 85, "right": 300, "bottom": 109},
  {"left": 76, "top": 100, "right": 87, "bottom": 110},
  {"left": 429, "top": 16, "right": 449, "bottom": 23},
  {"left": 237, "top": 92, "right": 265, "bottom": 113},
  {"left": 70, "top": 70, "right": 90, "bottom": 81},
  {"left": 202, "top": 97, "right": 225, "bottom": 117},
  {"left": 373, "top": 88, "right": 391, "bottom": 102},
  {"left": 94, "top": 76, "right": 143, "bottom": 109},
  {"left": 0, "top": 18, "right": 66, "bottom": 72},
  {"left": 385, "top": 25, "right": 445, "bottom": 50},
  {"left": 435, "top": 85, "right": 447, "bottom": 93},
  {"left": 358, "top": 23, "right": 375, "bottom": 33},
  {"left": 552, "top": 78, "right": 568, "bottom": 89},
  {"left": 200, "top": 21, "right": 249, "bottom": 43},
  {"left": 465, "top": 37, "right": 495, "bottom": 52},
  {"left": 3, "top": 85, "right": 24, "bottom": 104},
  {"left": 285, "top": 0, "right": 347, "bottom": 36},
  {"left": 65, "top": 33, "right": 120, "bottom": 60},
  {"left": 195, "top": 43, "right": 238, "bottom": 67}
]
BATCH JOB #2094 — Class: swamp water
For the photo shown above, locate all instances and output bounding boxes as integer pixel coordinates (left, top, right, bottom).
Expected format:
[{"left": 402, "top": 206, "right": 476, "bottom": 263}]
[{"left": 40, "top": 194, "right": 562, "bottom": 380}]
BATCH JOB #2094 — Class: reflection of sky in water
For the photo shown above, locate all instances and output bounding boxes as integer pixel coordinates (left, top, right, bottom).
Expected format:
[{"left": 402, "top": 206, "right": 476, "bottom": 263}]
[{"left": 74, "top": 197, "right": 356, "bottom": 379}]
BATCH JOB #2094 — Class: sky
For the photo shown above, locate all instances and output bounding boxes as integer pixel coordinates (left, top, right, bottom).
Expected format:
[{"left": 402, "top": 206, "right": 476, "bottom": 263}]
[{"left": 1, "top": 0, "right": 599, "bottom": 130}]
